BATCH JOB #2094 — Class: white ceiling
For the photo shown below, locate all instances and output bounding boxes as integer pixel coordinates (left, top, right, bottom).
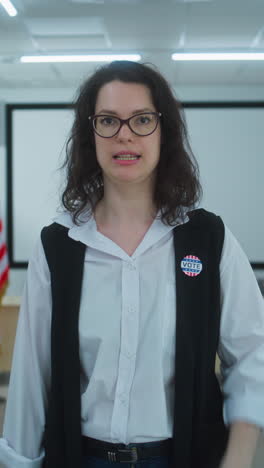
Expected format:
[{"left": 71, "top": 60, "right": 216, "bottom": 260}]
[{"left": 0, "top": 0, "right": 264, "bottom": 89}]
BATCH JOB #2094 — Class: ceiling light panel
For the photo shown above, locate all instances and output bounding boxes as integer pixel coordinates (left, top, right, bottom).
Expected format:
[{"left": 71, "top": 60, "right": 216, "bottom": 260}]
[
  {"left": 20, "top": 54, "right": 141, "bottom": 62},
  {"left": 172, "top": 52, "right": 264, "bottom": 60},
  {"left": 0, "top": 0, "right": 17, "bottom": 16}
]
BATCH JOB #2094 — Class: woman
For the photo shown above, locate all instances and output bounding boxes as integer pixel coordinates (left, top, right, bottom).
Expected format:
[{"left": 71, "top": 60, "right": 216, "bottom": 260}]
[{"left": 0, "top": 60, "right": 263, "bottom": 468}]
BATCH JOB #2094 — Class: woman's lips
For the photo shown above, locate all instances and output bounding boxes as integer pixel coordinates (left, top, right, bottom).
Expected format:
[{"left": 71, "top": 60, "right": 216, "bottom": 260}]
[{"left": 113, "top": 154, "right": 141, "bottom": 159}]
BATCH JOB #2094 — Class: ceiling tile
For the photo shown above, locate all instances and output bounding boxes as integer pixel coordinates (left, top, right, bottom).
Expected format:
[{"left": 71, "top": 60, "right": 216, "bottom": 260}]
[
  {"left": 23, "top": 16, "right": 106, "bottom": 36},
  {"left": 32, "top": 35, "right": 109, "bottom": 50},
  {"left": 0, "top": 0, "right": 264, "bottom": 88},
  {"left": 172, "top": 60, "right": 264, "bottom": 85},
  {"left": 0, "top": 39, "right": 36, "bottom": 55}
]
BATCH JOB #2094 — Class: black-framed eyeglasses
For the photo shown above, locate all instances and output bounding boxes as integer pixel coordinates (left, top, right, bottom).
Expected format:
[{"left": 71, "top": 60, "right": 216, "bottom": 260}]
[{"left": 88, "top": 112, "right": 162, "bottom": 138}]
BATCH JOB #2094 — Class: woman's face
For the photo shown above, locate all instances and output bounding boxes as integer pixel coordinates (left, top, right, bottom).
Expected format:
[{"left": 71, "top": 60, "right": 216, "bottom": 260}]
[{"left": 93, "top": 80, "right": 161, "bottom": 185}]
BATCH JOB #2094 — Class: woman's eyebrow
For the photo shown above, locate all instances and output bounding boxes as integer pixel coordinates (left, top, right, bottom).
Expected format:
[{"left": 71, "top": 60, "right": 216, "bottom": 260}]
[{"left": 96, "top": 108, "right": 154, "bottom": 115}]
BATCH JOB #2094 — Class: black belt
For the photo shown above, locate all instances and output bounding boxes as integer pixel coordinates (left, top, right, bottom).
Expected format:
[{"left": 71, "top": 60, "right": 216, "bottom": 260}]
[{"left": 82, "top": 436, "right": 171, "bottom": 463}]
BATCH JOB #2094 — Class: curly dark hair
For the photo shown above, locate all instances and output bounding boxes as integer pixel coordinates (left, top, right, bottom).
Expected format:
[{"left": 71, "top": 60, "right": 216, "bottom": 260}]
[{"left": 61, "top": 60, "right": 202, "bottom": 226}]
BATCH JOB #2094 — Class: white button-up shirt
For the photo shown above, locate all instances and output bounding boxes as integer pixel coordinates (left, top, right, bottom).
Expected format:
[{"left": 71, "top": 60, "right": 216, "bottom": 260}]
[{"left": 0, "top": 208, "right": 264, "bottom": 468}]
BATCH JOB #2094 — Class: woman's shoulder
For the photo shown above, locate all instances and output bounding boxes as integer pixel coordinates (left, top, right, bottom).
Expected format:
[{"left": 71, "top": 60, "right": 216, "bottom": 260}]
[
  {"left": 186, "top": 207, "right": 225, "bottom": 232},
  {"left": 51, "top": 209, "right": 76, "bottom": 229}
]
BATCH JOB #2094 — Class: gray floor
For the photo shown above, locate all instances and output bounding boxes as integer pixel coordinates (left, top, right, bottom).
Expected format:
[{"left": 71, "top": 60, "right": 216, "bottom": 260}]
[{"left": 0, "top": 385, "right": 264, "bottom": 467}]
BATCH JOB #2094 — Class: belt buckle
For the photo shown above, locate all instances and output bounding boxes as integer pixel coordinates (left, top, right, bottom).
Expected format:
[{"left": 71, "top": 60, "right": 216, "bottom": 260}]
[{"left": 117, "top": 446, "right": 138, "bottom": 463}]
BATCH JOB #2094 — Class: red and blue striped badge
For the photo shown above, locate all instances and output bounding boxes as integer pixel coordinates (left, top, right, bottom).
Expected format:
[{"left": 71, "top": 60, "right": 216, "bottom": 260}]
[{"left": 181, "top": 255, "right": 203, "bottom": 277}]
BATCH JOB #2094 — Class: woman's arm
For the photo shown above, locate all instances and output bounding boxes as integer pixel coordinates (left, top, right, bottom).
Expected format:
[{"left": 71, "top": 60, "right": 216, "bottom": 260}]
[
  {"left": 219, "top": 421, "right": 260, "bottom": 468},
  {"left": 217, "top": 225, "right": 264, "bottom": 468}
]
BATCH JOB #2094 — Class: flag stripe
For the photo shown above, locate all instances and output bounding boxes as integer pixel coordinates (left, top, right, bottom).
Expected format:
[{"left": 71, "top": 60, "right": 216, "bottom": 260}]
[
  {"left": 0, "top": 265, "right": 9, "bottom": 290},
  {"left": 0, "top": 251, "right": 8, "bottom": 271},
  {"left": 0, "top": 212, "right": 9, "bottom": 294},
  {"left": 0, "top": 244, "right": 7, "bottom": 260}
]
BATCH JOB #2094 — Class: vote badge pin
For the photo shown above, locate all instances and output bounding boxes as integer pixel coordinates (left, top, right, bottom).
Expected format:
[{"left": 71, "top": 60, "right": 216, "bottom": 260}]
[{"left": 181, "top": 255, "right": 203, "bottom": 277}]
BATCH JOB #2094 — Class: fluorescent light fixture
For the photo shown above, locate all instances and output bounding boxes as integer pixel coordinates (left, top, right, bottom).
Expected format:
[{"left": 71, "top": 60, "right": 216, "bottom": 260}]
[
  {"left": 172, "top": 52, "right": 264, "bottom": 61},
  {"left": 0, "top": 0, "right": 17, "bottom": 16},
  {"left": 20, "top": 54, "right": 141, "bottom": 63}
]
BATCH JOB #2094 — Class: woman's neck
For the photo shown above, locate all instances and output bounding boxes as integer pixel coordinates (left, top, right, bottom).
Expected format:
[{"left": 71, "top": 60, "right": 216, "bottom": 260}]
[{"left": 94, "top": 199, "right": 158, "bottom": 229}]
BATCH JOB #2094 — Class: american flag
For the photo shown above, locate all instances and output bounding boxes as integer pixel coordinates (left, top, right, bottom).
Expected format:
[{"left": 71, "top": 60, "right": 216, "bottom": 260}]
[{"left": 0, "top": 215, "right": 9, "bottom": 298}]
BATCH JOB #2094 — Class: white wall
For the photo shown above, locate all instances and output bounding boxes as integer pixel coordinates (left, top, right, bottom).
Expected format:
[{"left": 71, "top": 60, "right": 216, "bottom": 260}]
[
  {"left": 1, "top": 85, "right": 264, "bottom": 303},
  {"left": 1, "top": 85, "right": 264, "bottom": 103}
]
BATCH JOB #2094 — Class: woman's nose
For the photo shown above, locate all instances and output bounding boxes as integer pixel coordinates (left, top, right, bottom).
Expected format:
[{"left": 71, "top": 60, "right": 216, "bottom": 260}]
[{"left": 116, "top": 122, "right": 134, "bottom": 140}]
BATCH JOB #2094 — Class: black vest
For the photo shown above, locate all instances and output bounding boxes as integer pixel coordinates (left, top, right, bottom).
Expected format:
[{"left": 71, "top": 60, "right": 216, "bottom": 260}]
[{"left": 41, "top": 208, "right": 229, "bottom": 468}]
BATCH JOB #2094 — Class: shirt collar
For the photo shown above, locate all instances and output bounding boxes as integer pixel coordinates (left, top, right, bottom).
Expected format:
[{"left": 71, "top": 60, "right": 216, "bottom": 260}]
[{"left": 52, "top": 206, "right": 191, "bottom": 250}]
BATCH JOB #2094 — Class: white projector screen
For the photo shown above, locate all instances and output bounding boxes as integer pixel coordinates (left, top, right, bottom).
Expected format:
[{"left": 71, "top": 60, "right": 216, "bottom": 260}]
[{"left": 7, "top": 104, "right": 264, "bottom": 268}]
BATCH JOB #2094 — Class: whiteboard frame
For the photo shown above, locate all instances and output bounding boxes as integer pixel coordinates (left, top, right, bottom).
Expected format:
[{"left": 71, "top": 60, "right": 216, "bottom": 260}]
[{"left": 6, "top": 102, "right": 264, "bottom": 269}]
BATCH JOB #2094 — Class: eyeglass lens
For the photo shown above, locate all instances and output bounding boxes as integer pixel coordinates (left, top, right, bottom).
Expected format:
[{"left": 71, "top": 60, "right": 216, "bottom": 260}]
[{"left": 93, "top": 113, "right": 159, "bottom": 137}]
